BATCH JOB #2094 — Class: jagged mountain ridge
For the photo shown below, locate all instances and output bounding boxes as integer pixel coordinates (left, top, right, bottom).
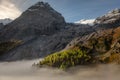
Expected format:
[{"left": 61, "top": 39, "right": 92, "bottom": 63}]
[
  {"left": 94, "top": 8, "right": 120, "bottom": 28},
  {"left": 0, "top": 2, "right": 120, "bottom": 61}
]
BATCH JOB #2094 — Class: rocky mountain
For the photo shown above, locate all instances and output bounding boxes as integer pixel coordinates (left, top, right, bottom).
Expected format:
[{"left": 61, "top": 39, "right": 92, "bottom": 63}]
[
  {"left": 0, "top": 18, "right": 12, "bottom": 25},
  {"left": 65, "top": 26, "right": 119, "bottom": 52},
  {"left": 0, "top": 2, "right": 65, "bottom": 41},
  {"left": 0, "top": 2, "right": 120, "bottom": 61},
  {"left": 0, "top": 18, "right": 12, "bottom": 30},
  {"left": 0, "top": 2, "right": 94, "bottom": 61},
  {"left": 94, "top": 8, "right": 120, "bottom": 28}
]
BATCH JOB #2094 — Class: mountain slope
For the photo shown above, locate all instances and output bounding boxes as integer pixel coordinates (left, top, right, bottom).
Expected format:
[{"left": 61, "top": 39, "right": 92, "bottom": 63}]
[
  {"left": 0, "top": 2, "right": 120, "bottom": 61},
  {"left": 38, "top": 26, "right": 120, "bottom": 69},
  {"left": 0, "top": 2, "right": 95, "bottom": 61},
  {"left": 65, "top": 26, "right": 120, "bottom": 63},
  {"left": 37, "top": 9, "right": 120, "bottom": 68}
]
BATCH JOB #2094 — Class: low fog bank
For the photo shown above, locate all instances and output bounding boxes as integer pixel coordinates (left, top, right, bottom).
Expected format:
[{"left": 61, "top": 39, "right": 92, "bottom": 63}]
[{"left": 0, "top": 60, "right": 120, "bottom": 80}]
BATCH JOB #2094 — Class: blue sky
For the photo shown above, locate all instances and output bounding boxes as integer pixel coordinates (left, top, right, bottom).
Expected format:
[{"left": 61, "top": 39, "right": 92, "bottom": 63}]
[
  {"left": 0, "top": 0, "right": 120, "bottom": 22},
  {"left": 48, "top": 0, "right": 120, "bottom": 22}
]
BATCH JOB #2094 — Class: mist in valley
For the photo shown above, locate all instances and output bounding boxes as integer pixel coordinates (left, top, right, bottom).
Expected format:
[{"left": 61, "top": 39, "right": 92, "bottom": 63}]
[{"left": 0, "top": 59, "right": 120, "bottom": 80}]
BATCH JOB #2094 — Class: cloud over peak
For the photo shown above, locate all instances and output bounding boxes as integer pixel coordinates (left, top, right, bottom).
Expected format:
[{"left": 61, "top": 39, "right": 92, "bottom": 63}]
[{"left": 0, "top": 0, "right": 21, "bottom": 19}]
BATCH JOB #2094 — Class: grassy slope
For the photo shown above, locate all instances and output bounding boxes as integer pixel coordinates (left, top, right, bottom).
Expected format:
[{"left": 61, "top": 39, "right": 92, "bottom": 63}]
[{"left": 38, "top": 48, "right": 95, "bottom": 69}]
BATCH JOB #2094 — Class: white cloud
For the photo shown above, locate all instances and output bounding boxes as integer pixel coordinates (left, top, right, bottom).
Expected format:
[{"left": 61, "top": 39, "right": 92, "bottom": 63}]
[
  {"left": 0, "top": 0, "right": 21, "bottom": 19},
  {"left": 75, "top": 19, "right": 95, "bottom": 26}
]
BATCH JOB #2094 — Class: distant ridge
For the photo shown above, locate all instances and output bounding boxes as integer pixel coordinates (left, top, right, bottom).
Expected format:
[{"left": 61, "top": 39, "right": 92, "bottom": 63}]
[{"left": 0, "top": 18, "right": 12, "bottom": 25}]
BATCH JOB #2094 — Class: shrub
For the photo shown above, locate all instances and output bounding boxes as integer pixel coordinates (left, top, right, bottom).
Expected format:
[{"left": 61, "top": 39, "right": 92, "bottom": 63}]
[
  {"left": 38, "top": 49, "right": 91, "bottom": 69},
  {"left": 0, "top": 40, "right": 23, "bottom": 56},
  {"left": 103, "top": 53, "right": 120, "bottom": 64}
]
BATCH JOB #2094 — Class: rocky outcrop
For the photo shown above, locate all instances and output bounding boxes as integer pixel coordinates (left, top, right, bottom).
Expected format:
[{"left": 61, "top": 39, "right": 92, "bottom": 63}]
[
  {"left": 65, "top": 26, "right": 120, "bottom": 63},
  {"left": 94, "top": 8, "right": 120, "bottom": 28}
]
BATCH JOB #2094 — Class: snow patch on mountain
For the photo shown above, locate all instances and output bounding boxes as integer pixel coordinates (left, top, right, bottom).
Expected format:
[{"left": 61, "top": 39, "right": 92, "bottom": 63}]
[{"left": 75, "top": 19, "right": 95, "bottom": 26}]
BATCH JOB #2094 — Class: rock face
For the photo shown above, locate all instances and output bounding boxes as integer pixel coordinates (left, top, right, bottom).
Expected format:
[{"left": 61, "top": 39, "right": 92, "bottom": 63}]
[
  {"left": 65, "top": 26, "right": 120, "bottom": 61},
  {"left": 94, "top": 8, "right": 120, "bottom": 28},
  {"left": 0, "top": 24, "right": 94, "bottom": 61},
  {"left": 0, "top": 23, "right": 4, "bottom": 30}
]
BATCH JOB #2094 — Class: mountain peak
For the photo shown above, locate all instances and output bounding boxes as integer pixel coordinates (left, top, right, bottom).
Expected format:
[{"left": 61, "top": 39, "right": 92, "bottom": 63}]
[
  {"left": 25, "top": 2, "right": 62, "bottom": 16},
  {"left": 104, "top": 8, "right": 120, "bottom": 18},
  {"left": 27, "top": 2, "right": 53, "bottom": 12},
  {"left": 29, "top": 2, "right": 49, "bottom": 9},
  {"left": 0, "top": 1, "right": 65, "bottom": 41},
  {"left": 34, "top": 2, "right": 50, "bottom": 7},
  {"left": 108, "top": 8, "right": 120, "bottom": 14}
]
